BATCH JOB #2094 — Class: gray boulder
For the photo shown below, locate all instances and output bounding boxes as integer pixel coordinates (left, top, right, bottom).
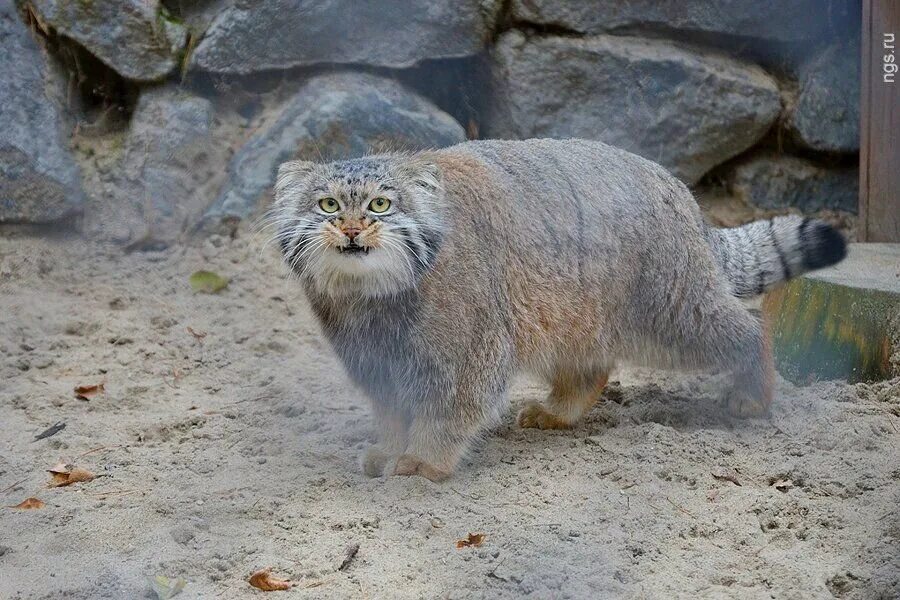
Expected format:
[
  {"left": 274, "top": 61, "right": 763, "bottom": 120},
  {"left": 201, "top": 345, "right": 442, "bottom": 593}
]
[
  {"left": 0, "top": 5, "right": 82, "bottom": 223},
  {"left": 728, "top": 153, "right": 858, "bottom": 213},
  {"left": 25, "top": 0, "right": 185, "bottom": 81},
  {"left": 511, "top": 0, "right": 844, "bottom": 44},
  {"left": 118, "top": 87, "right": 214, "bottom": 243},
  {"left": 206, "top": 72, "right": 466, "bottom": 221},
  {"left": 191, "top": 0, "right": 501, "bottom": 73},
  {"left": 786, "top": 44, "right": 860, "bottom": 153},
  {"left": 488, "top": 32, "right": 782, "bottom": 184}
]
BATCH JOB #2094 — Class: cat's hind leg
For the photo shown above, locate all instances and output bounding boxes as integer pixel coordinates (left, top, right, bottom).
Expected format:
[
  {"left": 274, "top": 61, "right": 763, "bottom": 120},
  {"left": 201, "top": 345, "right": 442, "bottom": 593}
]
[
  {"left": 648, "top": 286, "right": 774, "bottom": 417},
  {"left": 725, "top": 321, "right": 775, "bottom": 417},
  {"left": 518, "top": 369, "right": 610, "bottom": 430}
]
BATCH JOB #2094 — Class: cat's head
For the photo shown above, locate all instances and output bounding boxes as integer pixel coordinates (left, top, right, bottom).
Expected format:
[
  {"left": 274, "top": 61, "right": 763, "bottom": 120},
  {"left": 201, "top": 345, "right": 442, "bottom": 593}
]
[{"left": 269, "top": 154, "right": 445, "bottom": 298}]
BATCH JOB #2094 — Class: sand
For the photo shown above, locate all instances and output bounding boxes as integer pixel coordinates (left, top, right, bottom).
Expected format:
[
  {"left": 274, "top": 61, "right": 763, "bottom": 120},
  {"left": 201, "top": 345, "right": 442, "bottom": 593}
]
[{"left": 1, "top": 230, "right": 898, "bottom": 599}]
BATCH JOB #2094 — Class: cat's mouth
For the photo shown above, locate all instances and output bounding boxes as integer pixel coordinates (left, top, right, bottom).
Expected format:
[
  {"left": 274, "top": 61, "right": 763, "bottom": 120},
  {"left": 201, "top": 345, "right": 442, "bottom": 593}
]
[{"left": 338, "top": 244, "right": 369, "bottom": 255}]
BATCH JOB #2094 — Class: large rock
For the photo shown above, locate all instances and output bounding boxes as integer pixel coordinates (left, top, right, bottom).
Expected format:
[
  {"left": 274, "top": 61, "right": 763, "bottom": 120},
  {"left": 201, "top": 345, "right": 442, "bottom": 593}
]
[
  {"left": 192, "top": 0, "right": 501, "bottom": 73},
  {"left": 488, "top": 32, "right": 781, "bottom": 184},
  {"left": 511, "top": 0, "right": 848, "bottom": 44},
  {"left": 25, "top": 0, "right": 185, "bottom": 81},
  {"left": 0, "top": 4, "right": 82, "bottom": 223},
  {"left": 728, "top": 153, "right": 858, "bottom": 212},
  {"left": 206, "top": 72, "right": 466, "bottom": 221},
  {"left": 786, "top": 43, "right": 860, "bottom": 154},
  {"left": 117, "top": 87, "right": 214, "bottom": 243}
]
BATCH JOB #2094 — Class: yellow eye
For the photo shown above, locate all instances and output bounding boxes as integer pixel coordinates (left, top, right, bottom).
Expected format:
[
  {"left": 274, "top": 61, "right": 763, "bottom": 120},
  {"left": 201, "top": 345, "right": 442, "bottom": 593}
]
[
  {"left": 318, "top": 197, "right": 339, "bottom": 213},
  {"left": 368, "top": 197, "right": 391, "bottom": 213}
]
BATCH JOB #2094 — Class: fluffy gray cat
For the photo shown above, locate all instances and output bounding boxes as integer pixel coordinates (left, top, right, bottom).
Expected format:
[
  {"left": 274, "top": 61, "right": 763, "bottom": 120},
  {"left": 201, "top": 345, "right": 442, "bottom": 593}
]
[{"left": 269, "top": 138, "right": 846, "bottom": 481}]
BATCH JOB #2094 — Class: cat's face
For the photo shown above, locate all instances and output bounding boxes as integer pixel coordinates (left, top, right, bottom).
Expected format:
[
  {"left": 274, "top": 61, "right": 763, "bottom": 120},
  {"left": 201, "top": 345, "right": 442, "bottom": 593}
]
[{"left": 270, "top": 156, "right": 444, "bottom": 298}]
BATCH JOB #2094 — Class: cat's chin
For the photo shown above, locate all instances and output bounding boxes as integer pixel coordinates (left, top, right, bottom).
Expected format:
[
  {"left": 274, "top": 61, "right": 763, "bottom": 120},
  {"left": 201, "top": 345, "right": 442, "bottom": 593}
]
[
  {"left": 321, "top": 246, "right": 384, "bottom": 275},
  {"left": 308, "top": 253, "right": 418, "bottom": 299}
]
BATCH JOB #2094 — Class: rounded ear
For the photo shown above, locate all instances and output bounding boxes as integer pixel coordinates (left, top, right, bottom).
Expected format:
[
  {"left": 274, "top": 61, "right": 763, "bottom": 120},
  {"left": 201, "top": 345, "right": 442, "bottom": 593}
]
[
  {"left": 401, "top": 157, "right": 442, "bottom": 194},
  {"left": 276, "top": 160, "right": 315, "bottom": 189},
  {"left": 274, "top": 160, "right": 316, "bottom": 206}
]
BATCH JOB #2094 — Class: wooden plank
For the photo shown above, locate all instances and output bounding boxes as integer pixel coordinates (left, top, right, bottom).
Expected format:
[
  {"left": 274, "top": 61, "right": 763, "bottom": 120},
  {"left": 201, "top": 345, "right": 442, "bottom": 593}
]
[{"left": 860, "top": 0, "right": 900, "bottom": 242}]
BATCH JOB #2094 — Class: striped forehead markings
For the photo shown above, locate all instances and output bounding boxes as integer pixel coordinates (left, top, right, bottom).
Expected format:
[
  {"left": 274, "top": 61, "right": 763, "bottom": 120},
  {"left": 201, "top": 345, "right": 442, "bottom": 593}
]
[
  {"left": 331, "top": 158, "right": 391, "bottom": 180},
  {"left": 319, "top": 159, "right": 402, "bottom": 198}
]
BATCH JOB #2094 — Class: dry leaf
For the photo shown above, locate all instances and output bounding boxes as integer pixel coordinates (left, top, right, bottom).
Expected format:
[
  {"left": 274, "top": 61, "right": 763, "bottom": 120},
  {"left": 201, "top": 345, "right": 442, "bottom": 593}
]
[
  {"left": 456, "top": 533, "right": 486, "bottom": 549},
  {"left": 47, "top": 463, "right": 95, "bottom": 487},
  {"left": 248, "top": 568, "right": 295, "bottom": 591},
  {"left": 33, "top": 421, "right": 66, "bottom": 441},
  {"left": 186, "top": 326, "right": 207, "bottom": 340},
  {"left": 11, "top": 497, "right": 45, "bottom": 509},
  {"left": 148, "top": 574, "right": 187, "bottom": 599},
  {"left": 711, "top": 468, "right": 742, "bottom": 486},
  {"left": 74, "top": 383, "right": 105, "bottom": 401},
  {"left": 771, "top": 478, "right": 794, "bottom": 492},
  {"left": 338, "top": 543, "right": 359, "bottom": 571},
  {"left": 189, "top": 270, "right": 229, "bottom": 294}
]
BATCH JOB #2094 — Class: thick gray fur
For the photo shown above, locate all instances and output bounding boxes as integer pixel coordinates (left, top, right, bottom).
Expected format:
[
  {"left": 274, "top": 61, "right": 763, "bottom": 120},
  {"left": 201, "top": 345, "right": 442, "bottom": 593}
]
[{"left": 269, "top": 138, "right": 847, "bottom": 481}]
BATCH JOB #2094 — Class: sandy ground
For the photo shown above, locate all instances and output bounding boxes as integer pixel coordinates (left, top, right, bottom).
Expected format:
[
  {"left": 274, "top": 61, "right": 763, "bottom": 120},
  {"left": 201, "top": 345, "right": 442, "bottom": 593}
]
[{"left": 1, "top": 230, "right": 898, "bottom": 600}]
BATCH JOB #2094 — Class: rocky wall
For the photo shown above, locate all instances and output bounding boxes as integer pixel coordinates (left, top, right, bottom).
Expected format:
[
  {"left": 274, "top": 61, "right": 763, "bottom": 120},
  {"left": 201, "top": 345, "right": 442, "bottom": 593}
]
[{"left": 0, "top": 0, "right": 861, "bottom": 246}]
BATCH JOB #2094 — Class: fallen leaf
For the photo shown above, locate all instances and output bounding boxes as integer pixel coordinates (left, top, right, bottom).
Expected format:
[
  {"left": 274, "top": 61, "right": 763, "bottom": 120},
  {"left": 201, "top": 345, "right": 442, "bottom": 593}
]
[
  {"left": 338, "top": 543, "right": 360, "bottom": 571},
  {"left": 189, "top": 270, "right": 229, "bottom": 294},
  {"left": 186, "top": 326, "right": 207, "bottom": 340},
  {"left": 771, "top": 478, "right": 794, "bottom": 492},
  {"left": 33, "top": 421, "right": 66, "bottom": 441},
  {"left": 47, "top": 463, "right": 95, "bottom": 487},
  {"left": 10, "top": 497, "right": 45, "bottom": 509},
  {"left": 74, "top": 383, "right": 105, "bottom": 401},
  {"left": 148, "top": 574, "right": 187, "bottom": 600},
  {"left": 711, "top": 468, "right": 742, "bottom": 486},
  {"left": 248, "top": 567, "right": 295, "bottom": 591},
  {"left": 456, "top": 533, "right": 486, "bottom": 549}
]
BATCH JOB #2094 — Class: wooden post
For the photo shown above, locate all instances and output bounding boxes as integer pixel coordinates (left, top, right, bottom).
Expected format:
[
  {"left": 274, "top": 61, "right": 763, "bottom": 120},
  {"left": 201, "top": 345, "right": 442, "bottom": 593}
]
[{"left": 860, "top": 0, "right": 900, "bottom": 242}]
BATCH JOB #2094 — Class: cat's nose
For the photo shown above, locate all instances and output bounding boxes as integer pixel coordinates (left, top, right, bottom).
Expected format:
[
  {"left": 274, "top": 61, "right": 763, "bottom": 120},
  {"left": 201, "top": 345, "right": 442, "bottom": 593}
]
[{"left": 343, "top": 226, "right": 362, "bottom": 241}]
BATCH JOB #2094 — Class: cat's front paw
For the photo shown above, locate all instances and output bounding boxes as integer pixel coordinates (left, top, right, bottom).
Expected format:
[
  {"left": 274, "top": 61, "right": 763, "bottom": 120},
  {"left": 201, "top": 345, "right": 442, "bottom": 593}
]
[
  {"left": 393, "top": 454, "right": 451, "bottom": 482},
  {"left": 361, "top": 446, "right": 395, "bottom": 478}
]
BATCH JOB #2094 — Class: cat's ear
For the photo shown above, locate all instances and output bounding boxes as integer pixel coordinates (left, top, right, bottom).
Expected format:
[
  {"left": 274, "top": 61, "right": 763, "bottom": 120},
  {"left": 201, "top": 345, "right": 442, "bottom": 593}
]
[
  {"left": 274, "top": 160, "right": 316, "bottom": 204},
  {"left": 276, "top": 160, "right": 315, "bottom": 189},
  {"left": 403, "top": 157, "right": 442, "bottom": 195}
]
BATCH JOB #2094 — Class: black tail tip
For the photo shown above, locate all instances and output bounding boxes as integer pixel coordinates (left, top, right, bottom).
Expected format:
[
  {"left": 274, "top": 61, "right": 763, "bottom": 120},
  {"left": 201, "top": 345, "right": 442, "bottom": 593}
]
[{"left": 800, "top": 219, "right": 848, "bottom": 270}]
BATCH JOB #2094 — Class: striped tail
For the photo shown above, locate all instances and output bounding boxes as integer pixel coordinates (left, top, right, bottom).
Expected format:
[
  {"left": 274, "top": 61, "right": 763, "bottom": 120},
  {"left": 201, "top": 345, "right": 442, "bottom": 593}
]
[{"left": 707, "top": 215, "right": 847, "bottom": 298}]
